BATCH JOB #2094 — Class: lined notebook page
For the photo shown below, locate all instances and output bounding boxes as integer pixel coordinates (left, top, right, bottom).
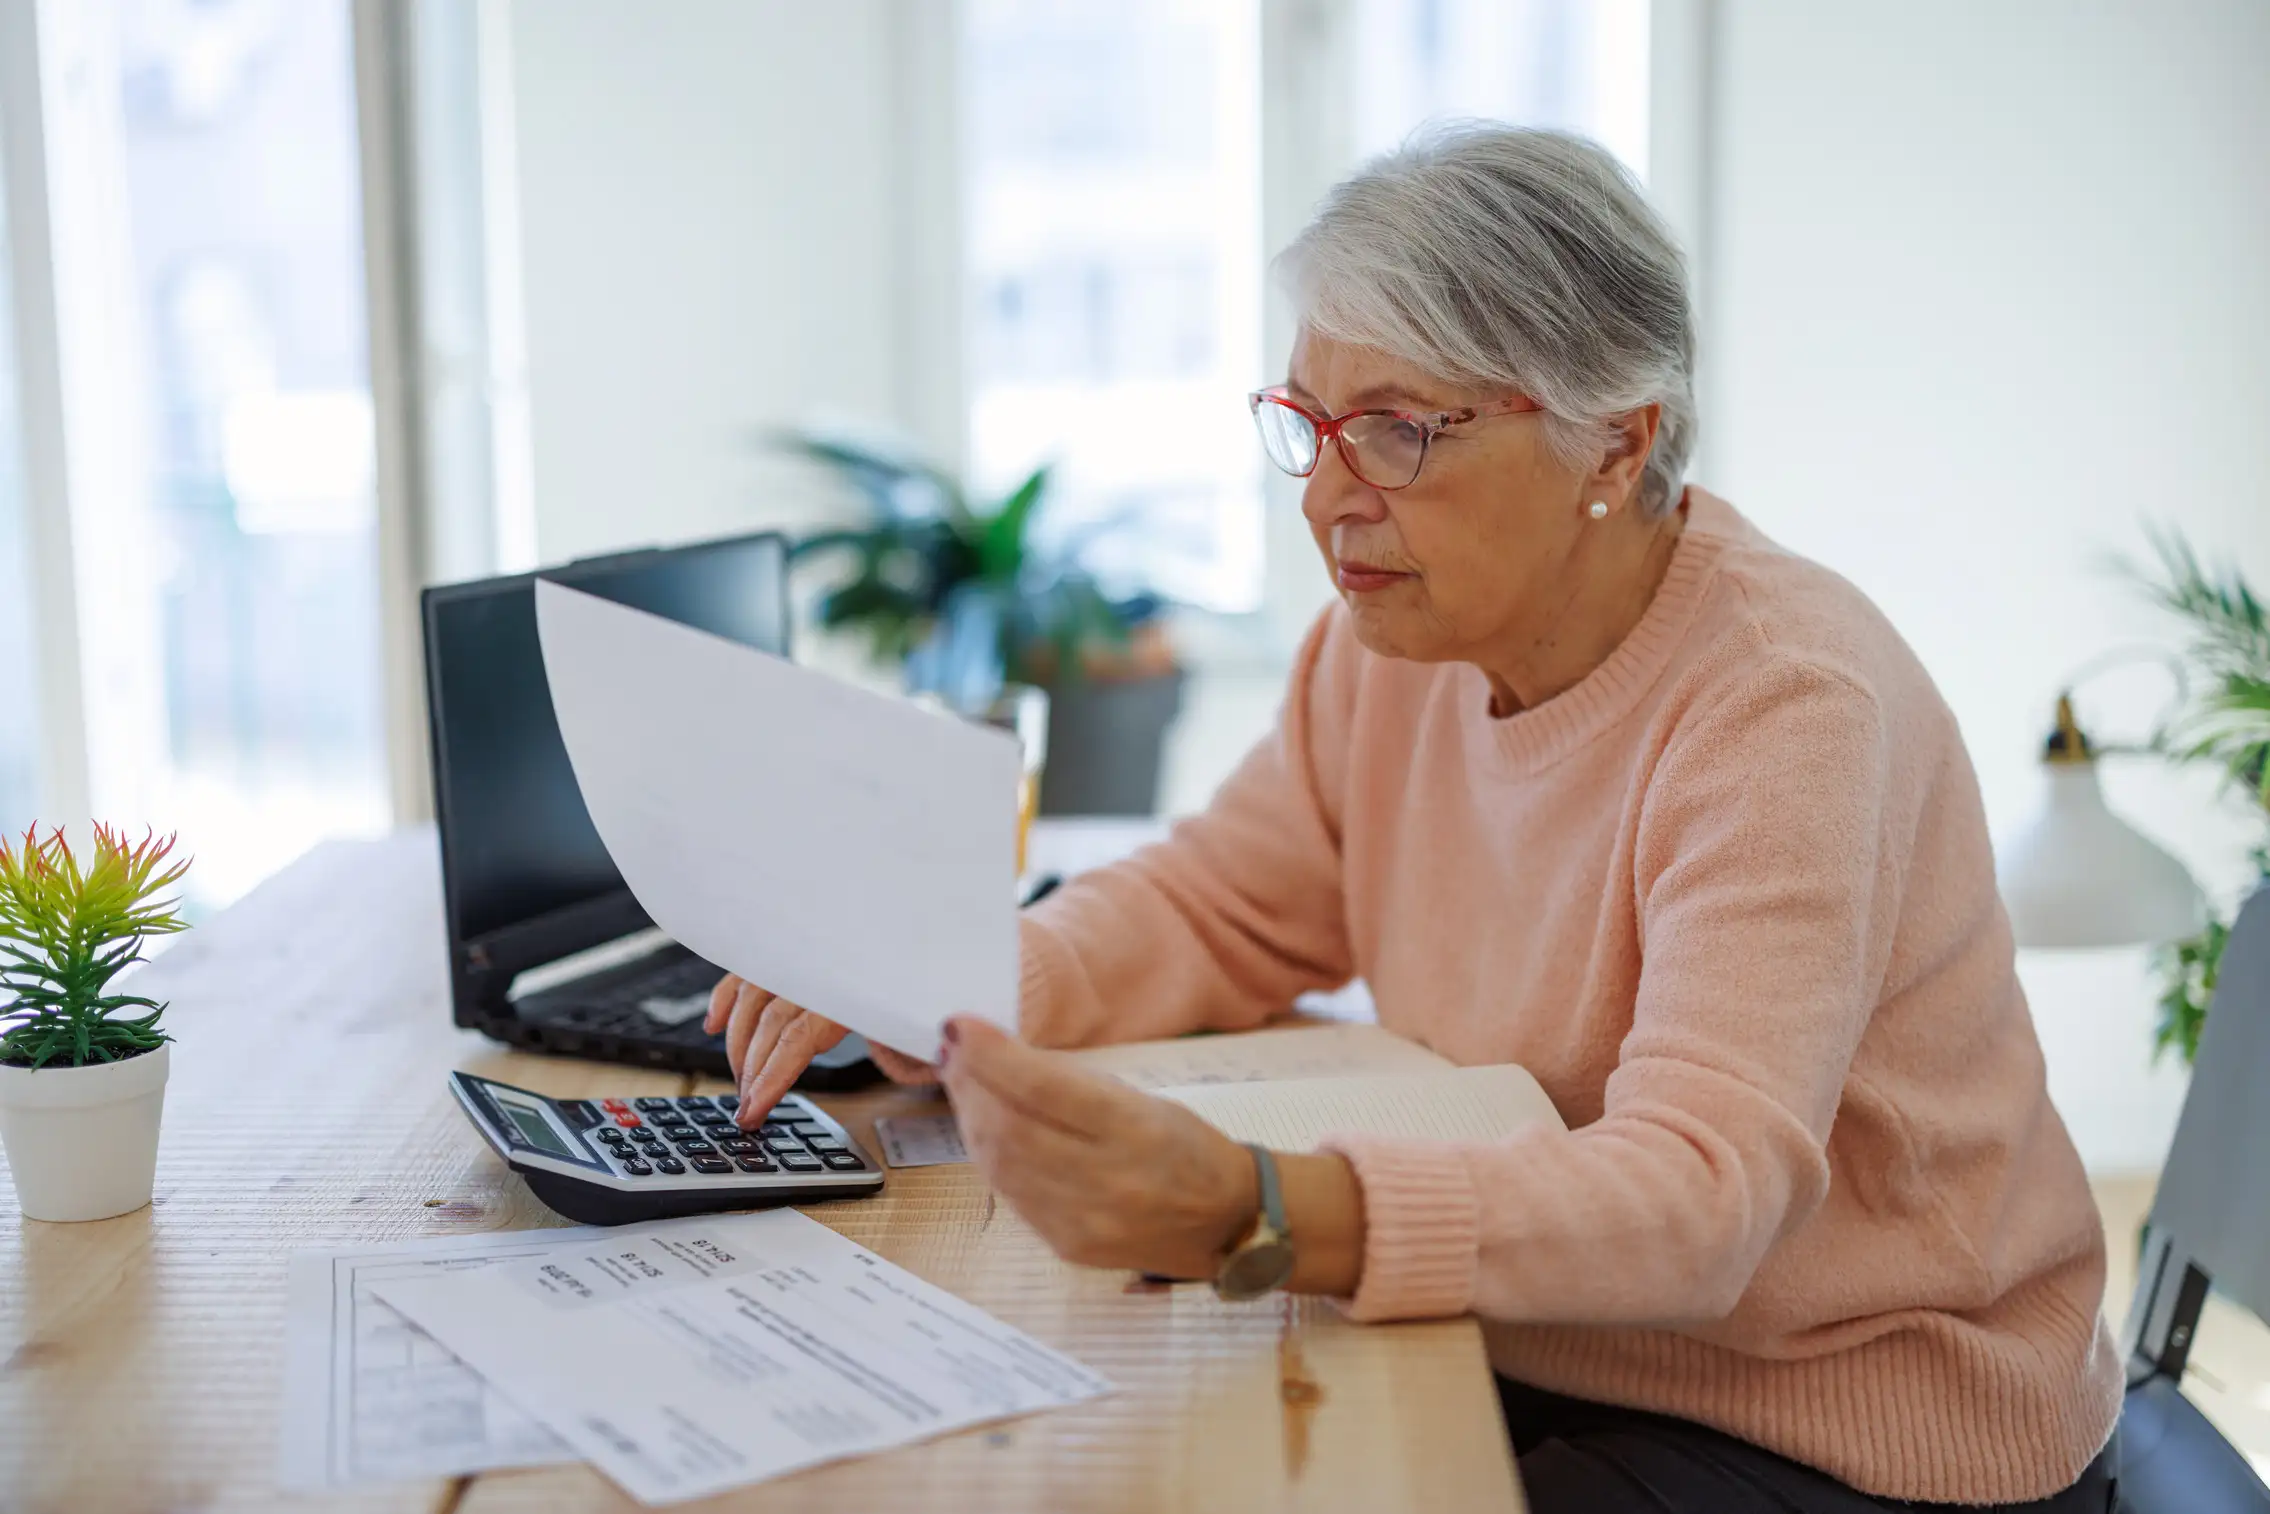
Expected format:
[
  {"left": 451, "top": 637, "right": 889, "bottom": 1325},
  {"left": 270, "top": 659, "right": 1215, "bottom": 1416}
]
[
  {"left": 1066, "top": 1022, "right": 1452, "bottom": 1092},
  {"left": 1159, "top": 1065, "right": 1566, "bottom": 1151}
]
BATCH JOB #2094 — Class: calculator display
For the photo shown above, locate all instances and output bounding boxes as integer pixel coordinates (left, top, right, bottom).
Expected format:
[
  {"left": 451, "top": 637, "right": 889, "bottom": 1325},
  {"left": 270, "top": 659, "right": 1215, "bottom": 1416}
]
[{"left": 498, "top": 1094, "right": 573, "bottom": 1158}]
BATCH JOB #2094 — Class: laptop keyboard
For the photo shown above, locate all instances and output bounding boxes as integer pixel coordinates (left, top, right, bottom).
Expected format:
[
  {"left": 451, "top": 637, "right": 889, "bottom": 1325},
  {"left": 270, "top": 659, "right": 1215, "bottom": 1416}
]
[{"left": 525, "top": 951, "right": 729, "bottom": 1045}]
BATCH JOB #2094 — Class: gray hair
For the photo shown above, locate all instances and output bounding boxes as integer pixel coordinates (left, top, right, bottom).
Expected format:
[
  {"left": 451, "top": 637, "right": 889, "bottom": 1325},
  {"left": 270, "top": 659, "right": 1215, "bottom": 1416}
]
[{"left": 1278, "top": 124, "right": 1697, "bottom": 518}]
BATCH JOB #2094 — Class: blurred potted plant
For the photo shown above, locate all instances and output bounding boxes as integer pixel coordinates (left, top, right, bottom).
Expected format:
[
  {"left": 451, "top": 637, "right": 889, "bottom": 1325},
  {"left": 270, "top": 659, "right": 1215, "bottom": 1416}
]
[
  {"left": 781, "top": 432, "right": 1184, "bottom": 815},
  {"left": 0, "top": 825, "right": 190, "bottom": 1221},
  {"left": 2131, "top": 529, "right": 2270, "bottom": 1064}
]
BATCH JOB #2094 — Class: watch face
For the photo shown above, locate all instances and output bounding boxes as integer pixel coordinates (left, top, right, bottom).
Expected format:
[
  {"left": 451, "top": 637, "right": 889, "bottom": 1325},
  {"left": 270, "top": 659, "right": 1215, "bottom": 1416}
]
[{"left": 1216, "top": 1239, "right": 1297, "bottom": 1301}]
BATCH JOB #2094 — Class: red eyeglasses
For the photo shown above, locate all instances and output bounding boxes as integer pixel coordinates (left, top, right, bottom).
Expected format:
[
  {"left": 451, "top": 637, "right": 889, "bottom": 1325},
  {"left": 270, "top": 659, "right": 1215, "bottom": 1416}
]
[{"left": 1247, "top": 386, "right": 1544, "bottom": 491}]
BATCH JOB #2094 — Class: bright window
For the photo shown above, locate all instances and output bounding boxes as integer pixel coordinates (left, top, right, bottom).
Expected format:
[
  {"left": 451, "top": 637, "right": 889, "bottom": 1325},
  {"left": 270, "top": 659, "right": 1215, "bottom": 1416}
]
[
  {"left": 961, "top": 0, "right": 1265, "bottom": 614},
  {"left": 0, "top": 182, "right": 36, "bottom": 833},
  {"left": 1353, "top": 0, "right": 1652, "bottom": 172},
  {"left": 108, "top": 0, "right": 388, "bottom": 907}
]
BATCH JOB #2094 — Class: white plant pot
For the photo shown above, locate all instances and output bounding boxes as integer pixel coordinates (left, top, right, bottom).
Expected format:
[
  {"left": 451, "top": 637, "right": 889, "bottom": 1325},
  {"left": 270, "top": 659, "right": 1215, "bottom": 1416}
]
[{"left": 0, "top": 1042, "right": 170, "bottom": 1222}]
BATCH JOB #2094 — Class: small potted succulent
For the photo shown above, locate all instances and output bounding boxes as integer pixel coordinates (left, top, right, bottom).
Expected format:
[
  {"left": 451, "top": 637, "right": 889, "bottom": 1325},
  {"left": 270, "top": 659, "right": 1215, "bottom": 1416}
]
[{"left": 0, "top": 825, "right": 189, "bottom": 1221}]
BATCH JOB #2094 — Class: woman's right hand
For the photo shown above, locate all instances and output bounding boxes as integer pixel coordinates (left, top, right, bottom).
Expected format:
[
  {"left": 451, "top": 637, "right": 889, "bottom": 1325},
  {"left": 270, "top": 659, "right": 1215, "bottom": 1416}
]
[{"left": 703, "top": 976, "right": 938, "bottom": 1130}]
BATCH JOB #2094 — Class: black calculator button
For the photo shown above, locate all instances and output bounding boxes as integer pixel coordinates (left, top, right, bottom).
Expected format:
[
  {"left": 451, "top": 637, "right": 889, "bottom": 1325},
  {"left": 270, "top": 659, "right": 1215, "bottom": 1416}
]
[
  {"left": 716, "top": 1138, "right": 759, "bottom": 1156},
  {"left": 733, "top": 1154, "right": 776, "bottom": 1173},
  {"left": 689, "top": 1155, "right": 732, "bottom": 1174},
  {"left": 758, "top": 1122, "right": 794, "bottom": 1138},
  {"left": 690, "top": 1110, "right": 730, "bottom": 1126},
  {"left": 634, "top": 1097, "right": 675, "bottom": 1112},
  {"left": 804, "top": 1134, "right": 844, "bottom": 1152},
  {"left": 677, "top": 1143, "right": 718, "bottom": 1159},
  {"left": 763, "top": 1137, "right": 802, "bottom": 1155},
  {"left": 621, "top": 1158, "right": 653, "bottom": 1176},
  {"left": 820, "top": 1151, "right": 866, "bottom": 1171},
  {"left": 776, "top": 1152, "right": 823, "bottom": 1173},
  {"left": 714, "top": 1093, "right": 738, "bottom": 1111},
  {"left": 654, "top": 1156, "right": 686, "bottom": 1175}
]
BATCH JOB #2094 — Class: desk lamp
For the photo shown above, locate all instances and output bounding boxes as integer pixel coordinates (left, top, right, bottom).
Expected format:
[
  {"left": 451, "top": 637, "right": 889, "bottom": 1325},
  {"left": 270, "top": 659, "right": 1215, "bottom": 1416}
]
[{"left": 1995, "top": 693, "right": 2206, "bottom": 950}]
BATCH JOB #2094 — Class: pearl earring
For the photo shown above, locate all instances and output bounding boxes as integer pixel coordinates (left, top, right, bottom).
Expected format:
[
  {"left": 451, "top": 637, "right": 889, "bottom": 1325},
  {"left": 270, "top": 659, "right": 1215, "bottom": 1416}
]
[{"left": 1587, "top": 500, "right": 1608, "bottom": 520}]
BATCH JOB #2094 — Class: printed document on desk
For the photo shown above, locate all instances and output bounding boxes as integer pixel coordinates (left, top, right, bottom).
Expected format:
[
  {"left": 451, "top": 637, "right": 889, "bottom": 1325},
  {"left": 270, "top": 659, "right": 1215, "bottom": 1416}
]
[
  {"left": 535, "top": 579, "right": 1022, "bottom": 1060},
  {"left": 278, "top": 1228, "right": 585, "bottom": 1489},
  {"left": 370, "top": 1209, "right": 1113, "bottom": 1505}
]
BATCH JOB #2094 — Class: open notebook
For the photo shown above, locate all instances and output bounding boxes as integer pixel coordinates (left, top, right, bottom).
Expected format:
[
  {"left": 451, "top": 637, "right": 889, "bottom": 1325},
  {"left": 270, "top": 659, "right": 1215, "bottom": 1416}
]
[{"left": 1068, "top": 1021, "right": 1566, "bottom": 1149}]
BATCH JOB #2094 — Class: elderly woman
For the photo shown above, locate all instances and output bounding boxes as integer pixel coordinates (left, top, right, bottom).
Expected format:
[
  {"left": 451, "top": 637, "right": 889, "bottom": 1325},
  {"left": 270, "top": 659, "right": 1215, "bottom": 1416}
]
[{"left": 706, "top": 126, "right": 2120, "bottom": 1512}]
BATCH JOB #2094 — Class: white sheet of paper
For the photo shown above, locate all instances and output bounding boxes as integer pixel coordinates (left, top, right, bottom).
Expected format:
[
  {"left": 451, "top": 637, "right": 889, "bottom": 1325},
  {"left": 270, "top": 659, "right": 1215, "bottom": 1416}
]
[
  {"left": 1161, "top": 1064, "right": 1566, "bottom": 1150},
  {"left": 1065, "top": 1021, "right": 1453, "bottom": 1091},
  {"left": 278, "top": 1229, "right": 590, "bottom": 1489},
  {"left": 534, "top": 579, "right": 1022, "bottom": 1059},
  {"left": 371, "top": 1210, "right": 1111, "bottom": 1506},
  {"left": 874, "top": 1113, "right": 969, "bottom": 1168}
]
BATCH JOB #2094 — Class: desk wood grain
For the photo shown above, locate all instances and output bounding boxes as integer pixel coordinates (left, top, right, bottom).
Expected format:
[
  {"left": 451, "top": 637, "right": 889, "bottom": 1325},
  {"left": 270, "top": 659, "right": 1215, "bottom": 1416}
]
[{"left": 0, "top": 832, "right": 1522, "bottom": 1514}]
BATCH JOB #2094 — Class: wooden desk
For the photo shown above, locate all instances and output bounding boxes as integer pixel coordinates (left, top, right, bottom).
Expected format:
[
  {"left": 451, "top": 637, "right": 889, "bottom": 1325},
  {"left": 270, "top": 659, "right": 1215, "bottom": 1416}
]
[{"left": 0, "top": 832, "right": 1523, "bottom": 1513}]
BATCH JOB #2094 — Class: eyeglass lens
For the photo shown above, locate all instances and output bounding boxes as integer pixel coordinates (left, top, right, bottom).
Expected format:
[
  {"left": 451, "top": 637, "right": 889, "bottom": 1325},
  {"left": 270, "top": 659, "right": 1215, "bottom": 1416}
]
[
  {"left": 1254, "top": 401, "right": 1320, "bottom": 476},
  {"left": 1252, "top": 402, "right": 1429, "bottom": 490}
]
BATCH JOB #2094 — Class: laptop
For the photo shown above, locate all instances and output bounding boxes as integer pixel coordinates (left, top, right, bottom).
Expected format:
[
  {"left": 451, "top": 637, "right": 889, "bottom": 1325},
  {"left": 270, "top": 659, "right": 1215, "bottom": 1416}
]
[{"left": 420, "top": 531, "right": 876, "bottom": 1087}]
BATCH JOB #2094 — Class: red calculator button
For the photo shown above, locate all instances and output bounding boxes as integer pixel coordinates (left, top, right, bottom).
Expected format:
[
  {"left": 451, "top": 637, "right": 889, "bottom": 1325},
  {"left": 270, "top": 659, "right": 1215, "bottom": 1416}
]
[
  {"left": 615, "top": 1113, "right": 642, "bottom": 1128},
  {"left": 601, "top": 1099, "right": 629, "bottom": 1113}
]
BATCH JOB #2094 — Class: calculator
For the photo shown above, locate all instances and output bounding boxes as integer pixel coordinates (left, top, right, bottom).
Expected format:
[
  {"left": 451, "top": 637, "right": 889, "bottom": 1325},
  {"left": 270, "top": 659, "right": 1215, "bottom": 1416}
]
[{"left": 449, "top": 1071, "right": 885, "bottom": 1225}]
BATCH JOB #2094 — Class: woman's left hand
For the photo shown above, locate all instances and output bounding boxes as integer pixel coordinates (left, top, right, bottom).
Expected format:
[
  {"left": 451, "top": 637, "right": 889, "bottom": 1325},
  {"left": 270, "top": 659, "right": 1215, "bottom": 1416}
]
[{"left": 938, "top": 1016, "right": 1259, "bottom": 1280}]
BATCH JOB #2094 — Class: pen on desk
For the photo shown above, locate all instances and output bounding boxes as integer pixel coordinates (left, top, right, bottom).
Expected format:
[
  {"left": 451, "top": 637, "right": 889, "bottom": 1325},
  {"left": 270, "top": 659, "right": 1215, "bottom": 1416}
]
[{"left": 1020, "top": 872, "right": 1064, "bottom": 906}]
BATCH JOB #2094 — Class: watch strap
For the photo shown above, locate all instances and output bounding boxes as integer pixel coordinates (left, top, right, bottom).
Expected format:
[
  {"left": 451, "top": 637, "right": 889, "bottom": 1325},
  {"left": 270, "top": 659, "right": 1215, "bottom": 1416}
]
[{"left": 1244, "top": 1143, "right": 1288, "bottom": 1241}]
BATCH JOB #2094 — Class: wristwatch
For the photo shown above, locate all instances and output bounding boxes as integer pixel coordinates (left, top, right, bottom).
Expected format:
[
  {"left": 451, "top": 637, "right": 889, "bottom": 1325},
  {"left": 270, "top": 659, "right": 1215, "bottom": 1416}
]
[{"left": 1213, "top": 1143, "right": 1297, "bottom": 1301}]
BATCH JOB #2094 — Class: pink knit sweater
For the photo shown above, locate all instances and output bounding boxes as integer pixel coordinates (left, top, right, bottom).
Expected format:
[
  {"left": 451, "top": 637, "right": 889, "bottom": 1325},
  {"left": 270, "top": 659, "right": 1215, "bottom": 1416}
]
[{"left": 1017, "top": 489, "right": 2120, "bottom": 1503}]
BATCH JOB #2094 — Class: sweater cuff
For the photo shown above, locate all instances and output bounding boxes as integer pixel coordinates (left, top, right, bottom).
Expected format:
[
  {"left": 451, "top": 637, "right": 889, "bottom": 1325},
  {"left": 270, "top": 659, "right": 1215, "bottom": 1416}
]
[{"left": 1317, "top": 1134, "right": 1482, "bottom": 1322}]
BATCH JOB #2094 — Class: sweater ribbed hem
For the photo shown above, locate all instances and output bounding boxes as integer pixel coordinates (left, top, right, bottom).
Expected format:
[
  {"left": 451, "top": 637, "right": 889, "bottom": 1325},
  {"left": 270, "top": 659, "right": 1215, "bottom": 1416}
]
[
  {"left": 1474, "top": 486, "right": 1737, "bottom": 777},
  {"left": 1319, "top": 1134, "right": 1482, "bottom": 1321},
  {"left": 1483, "top": 1269, "right": 2123, "bottom": 1505}
]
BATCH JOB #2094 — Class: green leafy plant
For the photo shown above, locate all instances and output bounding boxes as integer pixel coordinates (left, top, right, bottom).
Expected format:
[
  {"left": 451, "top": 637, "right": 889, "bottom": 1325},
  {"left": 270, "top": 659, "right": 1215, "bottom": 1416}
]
[
  {"left": 2130, "top": 527, "right": 2270, "bottom": 1063},
  {"left": 0, "top": 825, "right": 190, "bottom": 1070},
  {"left": 778, "top": 432, "right": 1172, "bottom": 701}
]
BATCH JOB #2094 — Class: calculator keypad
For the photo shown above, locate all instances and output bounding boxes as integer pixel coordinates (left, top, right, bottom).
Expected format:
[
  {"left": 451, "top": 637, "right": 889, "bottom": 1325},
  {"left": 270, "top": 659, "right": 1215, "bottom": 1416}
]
[{"left": 583, "top": 1094, "right": 871, "bottom": 1183}]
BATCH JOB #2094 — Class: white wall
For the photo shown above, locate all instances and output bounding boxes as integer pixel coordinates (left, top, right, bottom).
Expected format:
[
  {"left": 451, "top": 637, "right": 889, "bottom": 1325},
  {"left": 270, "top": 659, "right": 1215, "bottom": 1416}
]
[
  {"left": 505, "top": 0, "right": 950, "bottom": 563},
  {"left": 1708, "top": 0, "right": 2270, "bottom": 1172}
]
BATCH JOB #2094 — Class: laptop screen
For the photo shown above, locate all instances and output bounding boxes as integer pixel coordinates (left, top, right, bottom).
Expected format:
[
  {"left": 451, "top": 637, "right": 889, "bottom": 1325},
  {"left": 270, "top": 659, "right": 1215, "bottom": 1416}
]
[{"left": 422, "top": 533, "right": 790, "bottom": 991}]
